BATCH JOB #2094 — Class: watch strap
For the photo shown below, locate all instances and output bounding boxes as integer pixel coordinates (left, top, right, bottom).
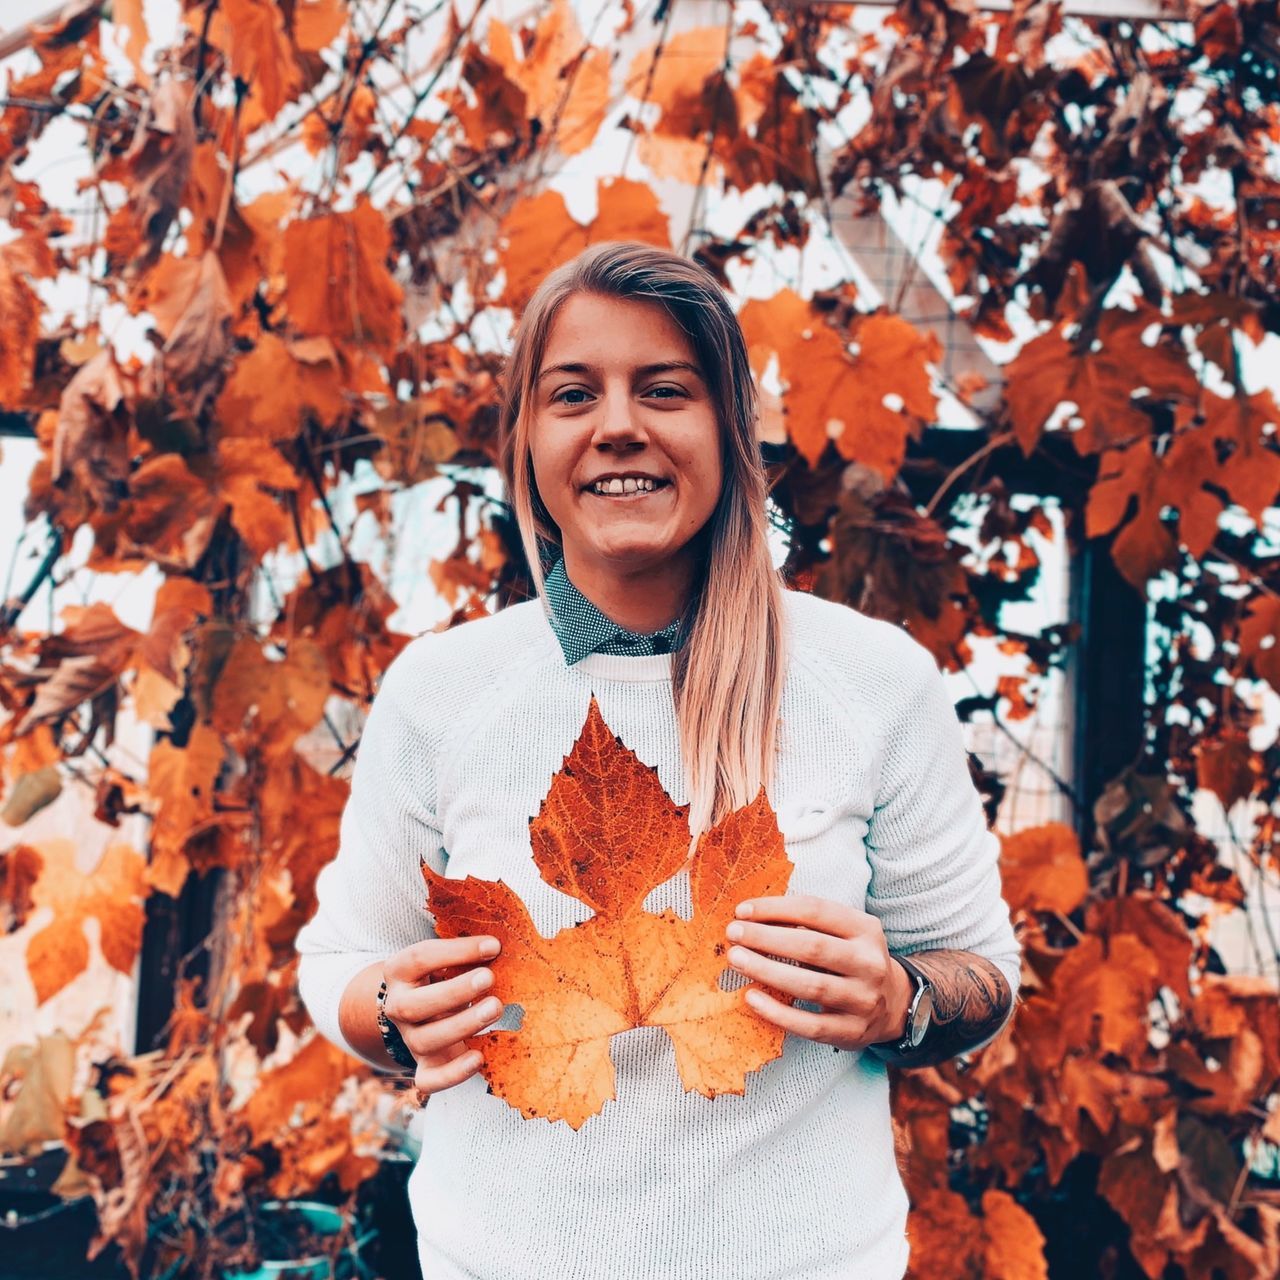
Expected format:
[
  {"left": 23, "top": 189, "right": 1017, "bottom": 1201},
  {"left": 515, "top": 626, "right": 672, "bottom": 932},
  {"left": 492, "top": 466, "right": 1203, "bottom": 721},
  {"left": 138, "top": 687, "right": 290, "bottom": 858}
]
[
  {"left": 871, "top": 953, "right": 931, "bottom": 1055},
  {"left": 376, "top": 978, "right": 417, "bottom": 1073}
]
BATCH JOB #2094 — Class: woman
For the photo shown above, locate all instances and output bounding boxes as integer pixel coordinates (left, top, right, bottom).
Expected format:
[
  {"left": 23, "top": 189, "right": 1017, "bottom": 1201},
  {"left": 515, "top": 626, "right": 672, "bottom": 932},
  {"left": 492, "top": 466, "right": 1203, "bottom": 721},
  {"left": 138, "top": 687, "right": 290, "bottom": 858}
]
[{"left": 295, "top": 241, "right": 1021, "bottom": 1279}]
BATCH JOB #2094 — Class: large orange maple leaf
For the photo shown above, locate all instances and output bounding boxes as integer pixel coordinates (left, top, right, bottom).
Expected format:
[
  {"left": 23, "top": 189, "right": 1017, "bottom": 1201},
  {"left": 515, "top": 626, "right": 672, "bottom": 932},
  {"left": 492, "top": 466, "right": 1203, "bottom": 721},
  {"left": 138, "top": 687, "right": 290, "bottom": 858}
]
[{"left": 421, "top": 698, "right": 794, "bottom": 1129}]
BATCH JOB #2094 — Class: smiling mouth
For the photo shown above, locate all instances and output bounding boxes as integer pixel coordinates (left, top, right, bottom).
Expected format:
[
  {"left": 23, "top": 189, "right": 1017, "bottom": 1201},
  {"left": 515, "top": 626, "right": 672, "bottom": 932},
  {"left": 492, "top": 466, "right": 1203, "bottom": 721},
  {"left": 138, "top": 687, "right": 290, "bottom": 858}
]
[{"left": 584, "top": 479, "right": 672, "bottom": 499}]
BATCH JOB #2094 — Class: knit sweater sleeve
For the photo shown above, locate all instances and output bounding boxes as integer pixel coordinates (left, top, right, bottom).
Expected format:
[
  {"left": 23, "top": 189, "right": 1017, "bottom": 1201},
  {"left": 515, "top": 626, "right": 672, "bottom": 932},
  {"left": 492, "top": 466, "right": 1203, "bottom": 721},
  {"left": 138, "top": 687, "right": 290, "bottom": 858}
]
[
  {"left": 294, "top": 640, "right": 445, "bottom": 1060},
  {"left": 863, "top": 636, "right": 1023, "bottom": 1023}
]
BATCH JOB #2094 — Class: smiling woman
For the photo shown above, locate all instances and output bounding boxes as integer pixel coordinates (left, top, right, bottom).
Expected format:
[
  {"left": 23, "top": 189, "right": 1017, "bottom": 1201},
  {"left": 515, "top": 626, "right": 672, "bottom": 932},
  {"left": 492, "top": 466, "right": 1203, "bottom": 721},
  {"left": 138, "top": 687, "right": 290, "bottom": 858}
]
[
  {"left": 527, "top": 293, "right": 723, "bottom": 638},
  {"left": 295, "top": 241, "right": 1022, "bottom": 1280}
]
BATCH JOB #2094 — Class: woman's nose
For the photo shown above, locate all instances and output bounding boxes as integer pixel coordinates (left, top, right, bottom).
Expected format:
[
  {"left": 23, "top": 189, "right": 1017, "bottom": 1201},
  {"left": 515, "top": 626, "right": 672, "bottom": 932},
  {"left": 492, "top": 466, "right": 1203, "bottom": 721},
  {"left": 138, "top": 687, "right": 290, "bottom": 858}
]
[{"left": 591, "top": 390, "right": 646, "bottom": 445}]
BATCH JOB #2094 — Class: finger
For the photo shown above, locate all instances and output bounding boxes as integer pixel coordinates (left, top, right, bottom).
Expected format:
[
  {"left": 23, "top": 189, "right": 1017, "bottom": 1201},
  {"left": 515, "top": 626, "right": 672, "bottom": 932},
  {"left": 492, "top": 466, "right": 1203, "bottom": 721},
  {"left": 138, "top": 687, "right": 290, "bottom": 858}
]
[
  {"left": 735, "top": 895, "right": 880, "bottom": 939},
  {"left": 740, "top": 986, "right": 865, "bottom": 1045},
  {"left": 727, "top": 942, "right": 856, "bottom": 1010},
  {"left": 725, "top": 920, "right": 853, "bottom": 975},
  {"left": 387, "top": 968, "right": 495, "bottom": 1024},
  {"left": 414, "top": 1047, "right": 485, "bottom": 1096},
  {"left": 405, "top": 995, "right": 504, "bottom": 1057},
  {"left": 387, "top": 936, "right": 500, "bottom": 982}
]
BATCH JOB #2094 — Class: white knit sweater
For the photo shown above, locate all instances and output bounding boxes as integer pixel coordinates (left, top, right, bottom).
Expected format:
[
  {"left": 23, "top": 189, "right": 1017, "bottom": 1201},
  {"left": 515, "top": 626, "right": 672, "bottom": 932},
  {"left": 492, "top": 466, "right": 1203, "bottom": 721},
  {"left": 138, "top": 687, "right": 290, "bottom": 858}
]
[{"left": 295, "top": 589, "right": 1022, "bottom": 1280}]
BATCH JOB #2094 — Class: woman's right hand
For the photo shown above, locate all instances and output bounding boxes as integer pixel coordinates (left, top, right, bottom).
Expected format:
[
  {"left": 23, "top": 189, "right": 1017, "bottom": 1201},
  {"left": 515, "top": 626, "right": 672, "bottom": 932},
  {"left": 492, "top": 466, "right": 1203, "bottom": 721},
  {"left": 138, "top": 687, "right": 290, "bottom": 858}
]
[{"left": 382, "top": 936, "right": 503, "bottom": 1097}]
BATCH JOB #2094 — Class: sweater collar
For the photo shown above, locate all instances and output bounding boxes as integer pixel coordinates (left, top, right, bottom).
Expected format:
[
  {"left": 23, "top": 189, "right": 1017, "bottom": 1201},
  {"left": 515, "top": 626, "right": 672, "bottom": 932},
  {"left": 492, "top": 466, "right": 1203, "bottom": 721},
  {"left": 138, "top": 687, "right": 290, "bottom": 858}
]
[{"left": 544, "top": 557, "right": 685, "bottom": 667}]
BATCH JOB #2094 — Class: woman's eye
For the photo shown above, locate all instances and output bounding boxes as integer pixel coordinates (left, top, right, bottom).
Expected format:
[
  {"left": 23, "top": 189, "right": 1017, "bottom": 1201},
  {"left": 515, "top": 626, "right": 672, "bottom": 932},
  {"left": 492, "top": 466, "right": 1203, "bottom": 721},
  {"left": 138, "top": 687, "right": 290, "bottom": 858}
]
[
  {"left": 647, "top": 385, "right": 688, "bottom": 399},
  {"left": 552, "top": 388, "right": 592, "bottom": 405}
]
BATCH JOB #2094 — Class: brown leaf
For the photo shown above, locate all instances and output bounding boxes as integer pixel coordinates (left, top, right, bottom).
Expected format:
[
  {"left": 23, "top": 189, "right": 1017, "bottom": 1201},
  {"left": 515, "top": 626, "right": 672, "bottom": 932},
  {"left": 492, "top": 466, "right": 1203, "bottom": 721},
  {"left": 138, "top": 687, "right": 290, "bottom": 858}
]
[
  {"left": 108, "top": 79, "right": 196, "bottom": 267},
  {"left": 209, "top": 637, "right": 330, "bottom": 759},
  {"left": 1005, "top": 307, "right": 1198, "bottom": 456},
  {"left": 1195, "top": 730, "right": 1257, "bottom": 810},
  {"left": 0, "top": 1032, "right": 76, "bottom": 1155},
  {"left": 1, "top": 768, "right": 62, "bottom": 828},
  {"left": 135, "top": 251, "right": 233, "bottom": 408},
  {"left": 0, "top": 844, "right": 43, "bottom": 932},
  {"left": 51, "top": 349, "right": 133, "bottom": 510}
]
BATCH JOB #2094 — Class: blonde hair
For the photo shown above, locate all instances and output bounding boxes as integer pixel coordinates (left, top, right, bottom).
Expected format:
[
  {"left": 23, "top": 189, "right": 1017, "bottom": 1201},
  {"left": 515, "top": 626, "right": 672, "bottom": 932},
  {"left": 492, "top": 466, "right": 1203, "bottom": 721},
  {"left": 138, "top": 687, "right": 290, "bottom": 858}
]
[{"left": 498, "top": 241, "right": 788, "bottom": 847}]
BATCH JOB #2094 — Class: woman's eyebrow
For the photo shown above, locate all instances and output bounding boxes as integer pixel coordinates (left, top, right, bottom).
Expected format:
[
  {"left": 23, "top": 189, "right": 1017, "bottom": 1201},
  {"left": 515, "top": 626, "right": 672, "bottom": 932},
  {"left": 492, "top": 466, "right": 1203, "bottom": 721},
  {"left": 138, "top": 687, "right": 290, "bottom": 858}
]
[{"left": 536, "top": 360, "right": 704, "bottom": 383}]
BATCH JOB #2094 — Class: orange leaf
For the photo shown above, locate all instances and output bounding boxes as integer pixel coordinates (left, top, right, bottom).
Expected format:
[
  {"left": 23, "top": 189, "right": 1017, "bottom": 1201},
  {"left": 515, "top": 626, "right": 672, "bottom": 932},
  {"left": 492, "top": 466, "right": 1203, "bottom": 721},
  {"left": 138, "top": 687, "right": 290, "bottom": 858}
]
[
  {"left": 1051, "top": 932, "right": 1161, "bottom": 1064},
  {"left": 110, "top": 0, "right": 150, "bottom": 82},
  {"left": 487, "top": 0, "right": 609, "bottom": 155},
  {"left": 27, "top": 840, "right": 146, "bottom": 1003},
  {"left": 217, "top": 333, "right": 348, "bottom": 440},
  {"left": 282, "top": 197, "right": 404, "bottom": 356},
  {"left": 210, "top": 0, "right": 303, "bottom": 121},
  {"left": 498, "top": 178, "right": 670, "bottom": 311},
  {"left": 214, "top": 437, "right": 302, "bottom": 557},
  {"left": 739, "top": 292, "right": 939, "bottom": 477},
  {"left": 999, "top": 822, "right": 1088, "bottom": 916},
  {"left": 979, "top": 1189, "right": 1050, "bottom": 1280},
  {"left": 423, "top": 698, "right": 793, "bottom": 1129},
  {"left": 145, "top": 723, "right": 226, "bottom": 897},
  {"left": 0, "top": 233, "right": 55, "bottom": 407},
  {"left": 292, "top": 0, "right": 348, "bottom": 52},
  {"left": 134, "top": 250, "right": 233, "bottom": 401},
  {"left": 1238, "top": 597, "right": 1280, "bottom": 691},
  {"left": 209, "top": 636, "right": 331, "bottom": 758},
  {"left": 1005, "top": 307, "right": 1198, "bottom": 455}
]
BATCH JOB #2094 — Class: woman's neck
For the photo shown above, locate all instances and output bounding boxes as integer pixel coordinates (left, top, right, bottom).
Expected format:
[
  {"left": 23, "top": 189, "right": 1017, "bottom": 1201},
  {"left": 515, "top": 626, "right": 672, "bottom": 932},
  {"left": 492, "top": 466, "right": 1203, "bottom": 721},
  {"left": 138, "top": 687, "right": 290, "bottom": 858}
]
[{"left": 560, "top": 550, "right": 695, "bottom": 634}]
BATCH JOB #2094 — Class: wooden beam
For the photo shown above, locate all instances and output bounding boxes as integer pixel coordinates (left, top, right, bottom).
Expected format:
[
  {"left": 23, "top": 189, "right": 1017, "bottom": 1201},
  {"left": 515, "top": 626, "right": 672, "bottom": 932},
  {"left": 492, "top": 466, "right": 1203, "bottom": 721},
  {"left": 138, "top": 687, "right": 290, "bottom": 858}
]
[{"left": 802, "top": 0, "right": 1191, "bottom": 16}]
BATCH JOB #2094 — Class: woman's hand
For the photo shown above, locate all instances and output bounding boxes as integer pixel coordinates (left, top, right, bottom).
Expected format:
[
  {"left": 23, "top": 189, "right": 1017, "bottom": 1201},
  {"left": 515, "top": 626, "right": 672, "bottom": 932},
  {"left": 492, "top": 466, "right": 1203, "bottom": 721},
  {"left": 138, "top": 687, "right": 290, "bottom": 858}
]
[
  {"left": 725, "top": 895, "right": 914, "bottom": 1051},
  {"left": 382, "top": 936, "right": 504, "bottom": 1097}
]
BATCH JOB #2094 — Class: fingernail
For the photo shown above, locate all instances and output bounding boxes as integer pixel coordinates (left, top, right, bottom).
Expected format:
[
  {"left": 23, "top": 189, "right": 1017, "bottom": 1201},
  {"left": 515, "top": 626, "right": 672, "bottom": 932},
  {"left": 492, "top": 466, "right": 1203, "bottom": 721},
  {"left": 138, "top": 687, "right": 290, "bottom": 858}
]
[
  {"left": 471, "top": 969, "right": 492, "bottom": 991},
  {"left": 728, "top": 946, "right": 749, "bottom": 966},
  {"left": 736, "top": 903, "right": 753, "bottom": 918},
  {"left": 478, "top": 938, "right": 499, "bottom": 957},
  {"left": 726, "top": 922, "right": 744, "bottom": 941},
  {"left": 744, "top": 989, "right": 765, "bottom": 1009}
]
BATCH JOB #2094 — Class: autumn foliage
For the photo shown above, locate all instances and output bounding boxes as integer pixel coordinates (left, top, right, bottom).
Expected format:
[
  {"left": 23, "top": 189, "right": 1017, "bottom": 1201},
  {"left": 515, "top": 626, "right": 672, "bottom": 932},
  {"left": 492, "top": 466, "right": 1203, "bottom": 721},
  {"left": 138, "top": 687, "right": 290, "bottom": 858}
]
[
  {"left": 424, "top": 698, "right": 794, "bottom": 1130},
  {"left": 0, "top": 1, "right": 1278, "bottom": 1277}
]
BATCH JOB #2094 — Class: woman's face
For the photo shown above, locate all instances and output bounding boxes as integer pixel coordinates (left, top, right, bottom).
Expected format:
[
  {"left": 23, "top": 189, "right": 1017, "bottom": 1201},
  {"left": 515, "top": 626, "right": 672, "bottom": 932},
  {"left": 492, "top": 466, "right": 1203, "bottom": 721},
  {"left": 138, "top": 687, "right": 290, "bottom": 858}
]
[{"left": 528, "top": 291, "right": 724, "bottom": 582}]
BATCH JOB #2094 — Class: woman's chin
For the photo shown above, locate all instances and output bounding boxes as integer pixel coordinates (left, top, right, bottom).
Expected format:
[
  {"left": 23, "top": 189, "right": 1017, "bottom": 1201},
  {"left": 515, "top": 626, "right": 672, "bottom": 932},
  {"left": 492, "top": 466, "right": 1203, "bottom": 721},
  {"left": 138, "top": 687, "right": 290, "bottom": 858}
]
[{"left": 580, "top": 538, "right": 681, "bottom": 567}]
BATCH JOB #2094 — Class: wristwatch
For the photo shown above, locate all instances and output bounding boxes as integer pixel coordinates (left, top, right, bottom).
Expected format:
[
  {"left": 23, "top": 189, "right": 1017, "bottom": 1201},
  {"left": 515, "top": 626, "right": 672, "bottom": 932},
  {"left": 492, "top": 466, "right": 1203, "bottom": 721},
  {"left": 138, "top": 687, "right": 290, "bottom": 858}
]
[
  {"left": 869, "top": 954, "right": 934, "bottom": 1056},
  {"left": 376, "top": 978, "right": 418, "bottom": 1073}
]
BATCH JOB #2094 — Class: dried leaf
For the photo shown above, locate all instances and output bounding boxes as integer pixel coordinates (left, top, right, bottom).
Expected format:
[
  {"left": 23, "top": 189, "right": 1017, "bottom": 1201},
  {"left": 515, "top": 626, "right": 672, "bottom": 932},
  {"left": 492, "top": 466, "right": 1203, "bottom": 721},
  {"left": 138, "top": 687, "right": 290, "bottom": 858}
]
[
  {"left": 27, "top": 840, "right": 147, "bottom": 1003},
  {"left": 423, "top": 698, "right": 793, "bottom": 1129},
  {"left": 740, "top": 291, "right": 939, "bottom": 476},
  {"left": 999, "top": 822, "right": 1088, "bottom": 916}
]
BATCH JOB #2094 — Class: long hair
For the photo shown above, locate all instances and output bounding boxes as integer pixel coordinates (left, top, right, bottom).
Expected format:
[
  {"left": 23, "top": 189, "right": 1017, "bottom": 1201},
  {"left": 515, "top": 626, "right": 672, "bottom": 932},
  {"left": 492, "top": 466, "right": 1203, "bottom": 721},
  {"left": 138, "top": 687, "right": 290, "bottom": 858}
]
[{"left": 497, "top": 241, "right": 787, "bottom": 847}]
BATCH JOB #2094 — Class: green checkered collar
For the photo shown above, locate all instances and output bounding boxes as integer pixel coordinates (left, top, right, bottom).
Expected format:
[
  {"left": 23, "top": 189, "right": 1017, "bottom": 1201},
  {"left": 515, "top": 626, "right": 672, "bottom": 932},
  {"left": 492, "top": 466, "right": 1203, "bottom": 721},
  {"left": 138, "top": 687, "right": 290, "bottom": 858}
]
[{"left": 544, "top": 557, "right": 685, "bottom": 666}]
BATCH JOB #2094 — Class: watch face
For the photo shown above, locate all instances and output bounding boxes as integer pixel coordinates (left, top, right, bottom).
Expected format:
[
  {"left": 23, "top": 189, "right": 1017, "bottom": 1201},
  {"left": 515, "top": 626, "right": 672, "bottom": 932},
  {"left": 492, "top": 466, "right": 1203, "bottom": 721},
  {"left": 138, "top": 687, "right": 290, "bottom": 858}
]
[{"left": 908, "top": 987, "right": 934, "bottom": 1047}]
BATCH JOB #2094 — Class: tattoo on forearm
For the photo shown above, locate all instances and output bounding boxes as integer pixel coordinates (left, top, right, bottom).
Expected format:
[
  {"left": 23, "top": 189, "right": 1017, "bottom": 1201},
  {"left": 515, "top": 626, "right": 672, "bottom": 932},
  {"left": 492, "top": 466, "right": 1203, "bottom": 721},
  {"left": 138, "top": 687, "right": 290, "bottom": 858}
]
[{"left": 872, "top": 949, "right": 1014, "bottom": 1069}]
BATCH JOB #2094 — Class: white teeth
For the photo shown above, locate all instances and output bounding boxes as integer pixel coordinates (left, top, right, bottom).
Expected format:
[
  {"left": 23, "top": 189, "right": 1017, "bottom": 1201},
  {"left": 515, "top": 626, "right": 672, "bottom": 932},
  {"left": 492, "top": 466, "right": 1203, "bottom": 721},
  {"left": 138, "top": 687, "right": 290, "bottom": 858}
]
[{"left": 591, "top": 477, "right": 664, "bottom": 494}]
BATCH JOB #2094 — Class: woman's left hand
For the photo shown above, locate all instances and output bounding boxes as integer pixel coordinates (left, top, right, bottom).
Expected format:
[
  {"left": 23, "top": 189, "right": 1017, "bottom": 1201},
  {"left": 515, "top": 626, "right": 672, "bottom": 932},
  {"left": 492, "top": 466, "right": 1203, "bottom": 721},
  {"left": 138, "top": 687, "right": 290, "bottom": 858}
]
[{"left": 725, "top": 895, "right": 914, "bottom": 1051}]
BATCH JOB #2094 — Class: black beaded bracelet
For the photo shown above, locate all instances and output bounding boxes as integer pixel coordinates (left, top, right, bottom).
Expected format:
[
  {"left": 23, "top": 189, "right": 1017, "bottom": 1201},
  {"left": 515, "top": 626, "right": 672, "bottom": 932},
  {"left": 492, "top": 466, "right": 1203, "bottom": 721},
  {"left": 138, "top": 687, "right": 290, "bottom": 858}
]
[{"left": 376, "top": 979, "right": 417, "bottom": 1072}]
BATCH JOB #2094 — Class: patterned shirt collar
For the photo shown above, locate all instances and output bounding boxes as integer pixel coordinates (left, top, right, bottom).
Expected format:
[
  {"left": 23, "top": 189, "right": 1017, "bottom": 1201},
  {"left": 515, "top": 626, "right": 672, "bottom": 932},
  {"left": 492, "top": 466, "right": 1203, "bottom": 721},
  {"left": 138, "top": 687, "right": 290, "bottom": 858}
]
[{"left": 544, "top": 557, "right": 686, "bottom": 666}]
